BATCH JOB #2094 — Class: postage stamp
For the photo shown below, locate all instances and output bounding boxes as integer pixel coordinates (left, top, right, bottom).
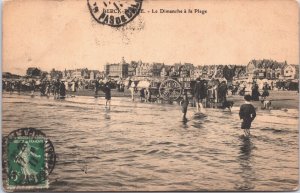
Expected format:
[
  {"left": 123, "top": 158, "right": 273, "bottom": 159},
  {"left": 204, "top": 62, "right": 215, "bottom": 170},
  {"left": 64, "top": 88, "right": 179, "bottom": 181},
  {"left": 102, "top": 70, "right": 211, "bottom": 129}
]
[
  {"left": 4, "top": 128, "right": 56, "bottom": 190},
  {"left": 7, "top": 136, "right": 47, "bottom": 189},
  {"left": 87, "top": 0, "right": 143, "bottom": 27}
]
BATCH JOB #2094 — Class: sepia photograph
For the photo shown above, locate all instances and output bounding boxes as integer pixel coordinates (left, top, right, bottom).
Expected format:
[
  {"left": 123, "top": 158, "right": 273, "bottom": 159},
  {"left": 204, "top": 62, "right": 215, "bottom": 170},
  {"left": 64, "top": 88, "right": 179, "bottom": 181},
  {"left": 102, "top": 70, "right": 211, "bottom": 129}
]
[{"left": 1, "top": 0, "right": 299, "bottom": 191}]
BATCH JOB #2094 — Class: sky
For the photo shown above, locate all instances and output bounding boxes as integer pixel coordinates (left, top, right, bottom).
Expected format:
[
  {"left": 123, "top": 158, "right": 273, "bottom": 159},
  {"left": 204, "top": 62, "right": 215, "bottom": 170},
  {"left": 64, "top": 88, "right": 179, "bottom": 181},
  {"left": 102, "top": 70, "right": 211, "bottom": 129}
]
[{"left": 3, "top": 0, "right": 299, "bottom": 75}]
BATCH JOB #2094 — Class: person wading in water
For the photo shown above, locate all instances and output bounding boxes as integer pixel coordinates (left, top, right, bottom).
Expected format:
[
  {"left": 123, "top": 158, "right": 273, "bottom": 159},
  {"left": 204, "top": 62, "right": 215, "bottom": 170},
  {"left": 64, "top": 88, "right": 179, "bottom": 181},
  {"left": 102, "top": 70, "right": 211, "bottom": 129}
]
[
  {"left": 239, "top": 95, "right": 256, "bottom": 137},
  {"left": 180, "top": 90, "right": 189, "bottom": 122},
  {"left": 104, "top": 82, "right": 111, "bottom": 110},
  {"left": 193, "top": 78, "right": 206, "bottom": 112}
]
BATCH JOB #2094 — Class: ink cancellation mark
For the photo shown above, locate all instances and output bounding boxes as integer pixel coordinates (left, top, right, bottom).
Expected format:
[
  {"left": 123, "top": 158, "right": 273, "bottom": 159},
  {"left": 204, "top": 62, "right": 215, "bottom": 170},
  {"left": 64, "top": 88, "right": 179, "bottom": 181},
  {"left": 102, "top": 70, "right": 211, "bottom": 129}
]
[
  {"left": 4, "top": 128, "right": 56, "bottom": 190},
  {"left": 87, "top": 0, "right": 143, "bottom": 27}
]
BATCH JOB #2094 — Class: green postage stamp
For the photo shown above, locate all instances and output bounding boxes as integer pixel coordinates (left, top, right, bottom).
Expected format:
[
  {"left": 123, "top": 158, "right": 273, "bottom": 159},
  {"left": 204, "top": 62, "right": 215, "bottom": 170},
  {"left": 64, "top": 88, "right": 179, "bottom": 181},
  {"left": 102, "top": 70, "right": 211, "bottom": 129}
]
[
  {"left": 4, "top": 128, "right": 56, "bottom": 190},
  {"left": 7, "top": 136, "right": 48, "bottom": 189}
]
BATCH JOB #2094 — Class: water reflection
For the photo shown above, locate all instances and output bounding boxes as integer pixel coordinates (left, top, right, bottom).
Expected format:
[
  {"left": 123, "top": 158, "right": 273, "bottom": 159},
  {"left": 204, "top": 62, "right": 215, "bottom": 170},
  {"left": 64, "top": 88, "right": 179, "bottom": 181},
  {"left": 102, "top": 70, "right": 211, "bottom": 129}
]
[
  {"left": 181, "top": 120, "right": 189, "bottom": 129},
  {"left": 2, "top": 94, "right": 298, "bottom": 191},
  {"left": 104, "top": 109, "right": 111, "bottom": 120},
  {"left": 236, "top": 136, "right": 256, "bottom": 191}
]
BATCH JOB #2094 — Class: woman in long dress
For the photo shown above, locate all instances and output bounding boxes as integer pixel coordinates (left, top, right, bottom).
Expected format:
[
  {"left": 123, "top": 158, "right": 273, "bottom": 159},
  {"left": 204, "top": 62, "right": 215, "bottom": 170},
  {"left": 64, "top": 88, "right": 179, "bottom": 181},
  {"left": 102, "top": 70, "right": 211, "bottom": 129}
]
[{"left": 251, "top": 83, "right": 260, "bottom": 101}]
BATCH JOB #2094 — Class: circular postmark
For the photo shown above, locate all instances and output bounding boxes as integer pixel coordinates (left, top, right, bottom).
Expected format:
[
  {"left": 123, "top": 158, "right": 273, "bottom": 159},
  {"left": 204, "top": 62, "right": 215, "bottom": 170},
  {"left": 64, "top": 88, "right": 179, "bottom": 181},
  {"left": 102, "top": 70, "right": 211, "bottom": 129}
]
[
  {"left": 3, "top": 128, "right": 56, "bottom": 189},
  {"left": 87, "top": 0, "right": 143, "bottom": 27}
]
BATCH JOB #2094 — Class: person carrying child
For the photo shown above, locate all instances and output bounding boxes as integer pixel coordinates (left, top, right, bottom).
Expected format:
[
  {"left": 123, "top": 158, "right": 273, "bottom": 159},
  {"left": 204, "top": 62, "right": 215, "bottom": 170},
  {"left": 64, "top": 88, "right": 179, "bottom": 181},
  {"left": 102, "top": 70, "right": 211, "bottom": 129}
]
[{"left": 239, "top": 95, "right": 256, "bottom": 136}]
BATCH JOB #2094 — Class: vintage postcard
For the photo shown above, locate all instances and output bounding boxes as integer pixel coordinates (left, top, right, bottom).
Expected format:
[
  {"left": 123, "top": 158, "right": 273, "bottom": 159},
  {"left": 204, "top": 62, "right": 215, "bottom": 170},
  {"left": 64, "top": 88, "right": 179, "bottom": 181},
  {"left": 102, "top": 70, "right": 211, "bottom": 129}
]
[{"left": 2, "top": 0, "right": 299, "bottom": 191}]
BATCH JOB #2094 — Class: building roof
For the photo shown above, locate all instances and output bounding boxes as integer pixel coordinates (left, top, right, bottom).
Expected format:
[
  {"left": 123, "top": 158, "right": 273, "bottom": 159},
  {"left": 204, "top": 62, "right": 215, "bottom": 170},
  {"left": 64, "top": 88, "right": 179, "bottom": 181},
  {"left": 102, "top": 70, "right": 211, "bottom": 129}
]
[
  {"left": 161, "top": 65, "right": 172, "bottom": 72},
  {"left": 284, "top": 64, "right": 299, "bottom": 70},
  {"left": 152, "top": 63, "right": 164, "bottom": 70}
]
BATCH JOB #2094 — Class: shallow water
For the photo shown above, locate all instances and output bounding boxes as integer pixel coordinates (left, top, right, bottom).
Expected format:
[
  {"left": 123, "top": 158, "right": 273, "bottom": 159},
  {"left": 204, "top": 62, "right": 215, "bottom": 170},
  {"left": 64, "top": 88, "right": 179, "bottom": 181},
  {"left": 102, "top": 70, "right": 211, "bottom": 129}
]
[{"left": 2, "top": 93, "right": 299, "bottom": 191}]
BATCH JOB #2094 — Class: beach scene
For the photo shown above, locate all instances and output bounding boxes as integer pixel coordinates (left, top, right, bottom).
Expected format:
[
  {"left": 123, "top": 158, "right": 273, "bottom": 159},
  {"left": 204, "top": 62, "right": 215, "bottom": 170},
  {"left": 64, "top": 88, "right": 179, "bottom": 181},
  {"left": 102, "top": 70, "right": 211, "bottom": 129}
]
[{"left": 2, "top": 0, "right": 299, "bottom": 191}]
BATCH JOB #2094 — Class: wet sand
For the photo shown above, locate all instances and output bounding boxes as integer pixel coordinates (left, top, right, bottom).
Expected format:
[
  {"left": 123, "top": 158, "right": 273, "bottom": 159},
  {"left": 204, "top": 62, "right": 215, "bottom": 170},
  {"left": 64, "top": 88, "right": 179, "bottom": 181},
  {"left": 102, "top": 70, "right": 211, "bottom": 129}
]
[
  {"left": 70, "top": 89, "right": 299, "bottom": 109},
  {"left": 6, "top": 89, "right": 299, "bottom": 110},
  {"left": 228, "top": 90, "right": 299, "bottom": 109},
  {"left": 5, "top": 89, "right": 299, "bottom": 110}
]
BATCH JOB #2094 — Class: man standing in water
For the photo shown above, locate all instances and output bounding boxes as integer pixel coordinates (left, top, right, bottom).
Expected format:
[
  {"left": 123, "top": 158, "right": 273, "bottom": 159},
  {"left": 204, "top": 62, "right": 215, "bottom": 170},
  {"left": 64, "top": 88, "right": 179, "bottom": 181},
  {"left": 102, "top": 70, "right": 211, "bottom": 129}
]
[{"left": 239, "top": 95, "right": 256, "bottom": 136}]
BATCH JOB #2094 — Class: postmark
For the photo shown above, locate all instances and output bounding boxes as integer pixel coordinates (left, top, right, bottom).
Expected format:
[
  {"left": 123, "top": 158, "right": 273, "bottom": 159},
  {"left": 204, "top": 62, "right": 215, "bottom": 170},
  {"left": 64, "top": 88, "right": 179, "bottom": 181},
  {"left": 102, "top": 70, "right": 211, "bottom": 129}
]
[
  {"left": 87, "top": 0, "right": 143, "bottom": 27},
  {"left": 3, "top": 128, "right": 56, "bottom": 190}
]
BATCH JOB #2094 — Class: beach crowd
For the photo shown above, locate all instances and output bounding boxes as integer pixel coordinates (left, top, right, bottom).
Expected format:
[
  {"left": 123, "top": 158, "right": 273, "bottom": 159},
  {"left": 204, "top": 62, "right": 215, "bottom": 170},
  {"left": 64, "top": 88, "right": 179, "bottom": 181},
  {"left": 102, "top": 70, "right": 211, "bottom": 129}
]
[{"left": 2, "top": 76, "right": 298, "bottom": 136}]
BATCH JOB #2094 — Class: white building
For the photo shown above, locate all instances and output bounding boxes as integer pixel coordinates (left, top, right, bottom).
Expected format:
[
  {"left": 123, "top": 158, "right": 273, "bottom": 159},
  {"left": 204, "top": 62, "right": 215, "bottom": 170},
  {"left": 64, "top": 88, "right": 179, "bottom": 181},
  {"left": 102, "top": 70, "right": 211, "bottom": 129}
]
[
  {"left": 71, "top": 70, "right": 82, "bottom": 79},
  {"left": 283, "top": 64, "right": 299, "bottom": 79}
]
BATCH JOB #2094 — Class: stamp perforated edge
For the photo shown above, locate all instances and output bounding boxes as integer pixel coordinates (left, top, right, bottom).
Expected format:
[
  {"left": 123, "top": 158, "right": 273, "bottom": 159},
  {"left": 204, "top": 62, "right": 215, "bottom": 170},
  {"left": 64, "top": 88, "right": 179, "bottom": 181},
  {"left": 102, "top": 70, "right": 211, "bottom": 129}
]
[{"left": 5, "top": 136, "right": 49, "bottom": 190}]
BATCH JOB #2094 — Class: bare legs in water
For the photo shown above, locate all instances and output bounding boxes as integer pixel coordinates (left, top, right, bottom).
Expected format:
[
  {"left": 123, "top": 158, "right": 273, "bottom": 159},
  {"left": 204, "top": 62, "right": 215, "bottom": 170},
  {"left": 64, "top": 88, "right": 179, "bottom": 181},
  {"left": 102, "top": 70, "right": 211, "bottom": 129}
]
[{"left": 244, "top": 129, "right": 251, "bottom": 137}]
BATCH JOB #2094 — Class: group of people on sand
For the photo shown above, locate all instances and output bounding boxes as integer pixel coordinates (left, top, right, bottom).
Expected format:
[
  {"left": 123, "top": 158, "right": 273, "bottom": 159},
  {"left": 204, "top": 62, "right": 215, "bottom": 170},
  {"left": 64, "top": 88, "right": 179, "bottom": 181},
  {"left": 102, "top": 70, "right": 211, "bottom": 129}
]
[
  {"left": 39, "top": 79, "right": 66, "bottom": 99},
  {"left": 180, "top": 78, "right": 229, "bottom": 121},
  {"left": 251, "top": 82, "right": 272, "bottom": 110},
  {"left": 180, "top": 77, "right": 256, "bottom": 137},
  {"left": 3, "top": 77, "right": 112, "bottom": 109},
  {"left": 180, "top": 78, "right": 228, "bottom": 121},
  {"left": 193, "top": 78, "right": 229, "bottom": 110},
  {"left": 3, "top": 79, "right": 68, "bottom": 99},
  {"left": 3, "top": 79, "right": 36, "bottom": 95},
  {"left": 251, "top": 82, "right": 270, "bottom": 101}
]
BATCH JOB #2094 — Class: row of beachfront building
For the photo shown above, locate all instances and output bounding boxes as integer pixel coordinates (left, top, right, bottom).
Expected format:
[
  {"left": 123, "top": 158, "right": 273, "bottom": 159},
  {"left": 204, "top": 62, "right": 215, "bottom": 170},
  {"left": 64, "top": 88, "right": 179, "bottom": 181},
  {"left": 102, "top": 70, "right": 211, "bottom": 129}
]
[
  {"left": 5, "top": 58, "right": 298, "bottom": 81},
  {"left": 103, "top": 58, "right": 298, "bottom": 80}
]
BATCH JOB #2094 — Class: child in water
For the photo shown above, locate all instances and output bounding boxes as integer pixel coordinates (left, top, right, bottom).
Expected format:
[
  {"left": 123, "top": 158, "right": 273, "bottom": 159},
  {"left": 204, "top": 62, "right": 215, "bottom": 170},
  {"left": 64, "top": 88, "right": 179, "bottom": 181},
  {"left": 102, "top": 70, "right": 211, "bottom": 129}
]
[
  {"left": 104, "top": 83, "right": 111, "bottom": 110},
  {"left": 239, "top": 95, "right": 256, "bottom": 136},
  {"left": 180, "top": 90, "right": 189, "bottom": 121}
]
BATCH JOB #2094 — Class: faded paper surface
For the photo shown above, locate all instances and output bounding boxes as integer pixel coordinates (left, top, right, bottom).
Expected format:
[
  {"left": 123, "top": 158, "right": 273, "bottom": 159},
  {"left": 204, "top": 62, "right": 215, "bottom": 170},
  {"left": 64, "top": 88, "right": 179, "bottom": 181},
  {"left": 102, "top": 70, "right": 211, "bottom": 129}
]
[
  {"left": 2, "top": 0, "right": 299, "bottom": 192},
  {"left": 3, "top": 0, "right": 299, "bottom": 73}
]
